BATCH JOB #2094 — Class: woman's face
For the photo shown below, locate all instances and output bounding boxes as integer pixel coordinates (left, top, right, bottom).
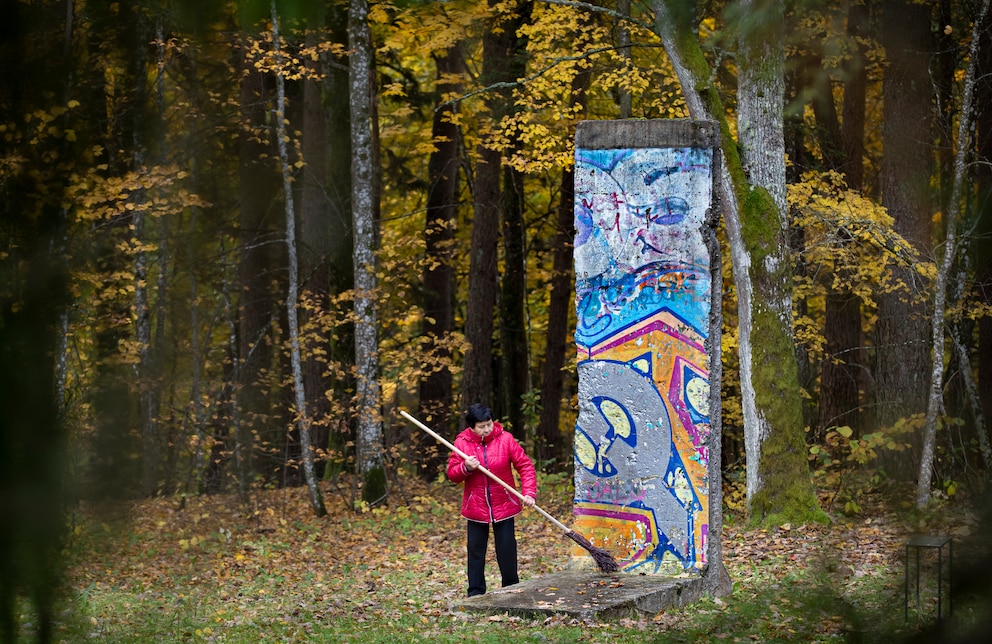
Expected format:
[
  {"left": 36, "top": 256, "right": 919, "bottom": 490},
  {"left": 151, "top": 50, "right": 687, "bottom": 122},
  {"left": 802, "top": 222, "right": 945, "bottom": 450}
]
[{"left": 471, "top": 419, "right": 494, "bottom": 438}]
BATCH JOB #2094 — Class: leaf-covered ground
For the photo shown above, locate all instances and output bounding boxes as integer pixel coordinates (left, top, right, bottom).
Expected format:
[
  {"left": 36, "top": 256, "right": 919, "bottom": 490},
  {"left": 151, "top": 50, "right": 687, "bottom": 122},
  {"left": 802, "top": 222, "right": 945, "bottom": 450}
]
[{"left": 25, "top": 473, "right": 992, "bottom": 642}]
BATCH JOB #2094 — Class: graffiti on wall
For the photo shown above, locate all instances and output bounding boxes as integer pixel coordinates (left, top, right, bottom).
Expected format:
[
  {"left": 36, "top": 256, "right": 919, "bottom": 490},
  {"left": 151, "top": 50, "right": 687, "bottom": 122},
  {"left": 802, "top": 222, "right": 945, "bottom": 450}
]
[{"left": 573, "top": 145, "right": 713, "bottom": 574}]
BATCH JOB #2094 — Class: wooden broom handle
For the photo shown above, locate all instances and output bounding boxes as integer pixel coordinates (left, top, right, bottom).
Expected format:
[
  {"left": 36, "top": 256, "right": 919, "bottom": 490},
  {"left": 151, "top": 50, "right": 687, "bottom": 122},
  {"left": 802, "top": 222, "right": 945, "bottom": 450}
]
[{"left": 400, "top": 410, "right": 571, "bottom": 534}]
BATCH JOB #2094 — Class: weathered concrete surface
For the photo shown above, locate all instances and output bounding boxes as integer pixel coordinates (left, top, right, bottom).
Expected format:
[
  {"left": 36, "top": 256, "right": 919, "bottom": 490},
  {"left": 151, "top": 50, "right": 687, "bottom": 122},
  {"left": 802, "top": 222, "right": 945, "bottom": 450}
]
[
  {"left": 453, "top": 571, "right": 705, "bottom": 620},
  {"left": 572, "top": 120, "right": 723, "bottom": 576}
]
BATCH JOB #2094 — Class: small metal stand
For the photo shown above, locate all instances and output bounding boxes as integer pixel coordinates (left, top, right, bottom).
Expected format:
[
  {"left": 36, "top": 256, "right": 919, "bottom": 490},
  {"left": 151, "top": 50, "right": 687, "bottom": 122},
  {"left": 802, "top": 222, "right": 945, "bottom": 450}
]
[{"left": 904, "top": 534, "right": 952, "bottom": 622}]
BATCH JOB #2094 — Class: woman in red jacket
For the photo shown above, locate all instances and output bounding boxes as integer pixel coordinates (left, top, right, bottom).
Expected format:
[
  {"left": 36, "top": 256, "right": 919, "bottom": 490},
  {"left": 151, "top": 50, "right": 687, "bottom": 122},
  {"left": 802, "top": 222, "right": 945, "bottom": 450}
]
[{"left": 447, "top": 403, "right": 537, "bottom": 597}]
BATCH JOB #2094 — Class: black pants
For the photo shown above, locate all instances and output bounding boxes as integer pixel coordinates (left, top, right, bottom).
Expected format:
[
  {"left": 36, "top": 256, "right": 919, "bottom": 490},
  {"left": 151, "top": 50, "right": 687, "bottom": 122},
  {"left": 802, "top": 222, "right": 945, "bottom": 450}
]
[{"left": 466, "top": 517, "right": 518, "bottom": 597}]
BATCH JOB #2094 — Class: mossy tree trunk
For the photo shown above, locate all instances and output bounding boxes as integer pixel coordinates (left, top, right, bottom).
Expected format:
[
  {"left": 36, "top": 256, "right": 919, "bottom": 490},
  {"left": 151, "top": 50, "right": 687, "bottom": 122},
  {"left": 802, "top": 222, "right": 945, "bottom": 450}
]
[{"left": 656, "top": 0, "right": 825, "bottom": 526}]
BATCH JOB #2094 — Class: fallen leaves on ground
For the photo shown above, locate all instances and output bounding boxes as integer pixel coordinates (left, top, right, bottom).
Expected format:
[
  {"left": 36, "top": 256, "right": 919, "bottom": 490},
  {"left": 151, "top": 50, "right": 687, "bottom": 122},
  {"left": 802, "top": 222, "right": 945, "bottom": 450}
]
[{"left": 54, "top": 473, "right": 986, "bottom": 642}]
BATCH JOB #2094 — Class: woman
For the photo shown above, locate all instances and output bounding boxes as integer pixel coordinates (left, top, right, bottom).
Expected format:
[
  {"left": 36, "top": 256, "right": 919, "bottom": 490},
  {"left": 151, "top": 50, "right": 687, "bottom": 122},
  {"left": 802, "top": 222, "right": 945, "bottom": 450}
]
[{"left": 446, "top": 403, "right": 537, "bottom": 597}]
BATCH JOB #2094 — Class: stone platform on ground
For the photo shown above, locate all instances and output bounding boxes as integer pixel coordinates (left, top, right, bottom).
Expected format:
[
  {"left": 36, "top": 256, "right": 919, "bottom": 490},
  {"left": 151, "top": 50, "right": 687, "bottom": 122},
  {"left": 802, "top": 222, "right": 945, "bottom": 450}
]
[{"left": 453, "top": 570, "right": 705, "bottom": 620}]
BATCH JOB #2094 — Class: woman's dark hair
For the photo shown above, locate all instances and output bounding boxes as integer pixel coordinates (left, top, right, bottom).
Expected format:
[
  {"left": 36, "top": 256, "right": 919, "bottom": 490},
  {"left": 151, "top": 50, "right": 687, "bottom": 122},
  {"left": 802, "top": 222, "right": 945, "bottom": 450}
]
[{"left": 465, "top": 403, "right": 493, "bottom": 427}]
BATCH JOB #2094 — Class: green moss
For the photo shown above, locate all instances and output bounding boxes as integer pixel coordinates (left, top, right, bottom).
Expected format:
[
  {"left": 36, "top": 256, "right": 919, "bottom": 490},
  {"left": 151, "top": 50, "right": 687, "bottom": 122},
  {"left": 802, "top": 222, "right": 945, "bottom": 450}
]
[
  {"left": 362, "top": 466, "right": 387, "bottom": 506},
  {"left": 747, "top": 302, "right": 829, "bottom": 527},
  {"left": 661, "top": 4, "right": 825, "bottom": 528},
  {"left": 740, "top": 186, "right": 780, "bottom": 265}
]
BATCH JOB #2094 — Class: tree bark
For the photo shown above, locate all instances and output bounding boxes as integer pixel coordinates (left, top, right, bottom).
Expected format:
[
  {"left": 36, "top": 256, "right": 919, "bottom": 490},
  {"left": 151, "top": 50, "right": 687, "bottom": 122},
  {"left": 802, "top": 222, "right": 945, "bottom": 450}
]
[
  {"left": 350, "top": 0, "right": 386, "bottom": 506},
  {"left": 272, "top": 1, "right": 326, "bottom": 517},
  {"left": 418, "top": 44, "right": 463, "bottom": 479},
  {"left": 299, "top": 3, "right": 333, "bottom": 482},
  {"left": 323, "top": 1, "right": 356, "bottom": 473},
  {"left": 498, "top": 3, "right": 533, "bottom": 434},
  {"left": 236, "top": 32, "right": 278, "bottom": 500},
  {"left": 917, "top": 0, "right": 990, "bottom": 508},
  {"left": 976, "top": 2, "right": 992, "bottom": 455},
  {"left": 538, "top": 66, "right": 590, "bottom": 467},
  {"left": 840, "top": 2, "right": 869, "bottom": 192},
  {"left": 500, "top": 162, "right": 529, "bottom": 434},
  {"left": 128, "top": 9, "right": 163, "bottom": 498},
  {"left": 460, "top": 0, "right": 514, "bottom": 414},
  {"left": 655, "top": 0, "right": 824, "bottom": 527},
  {"left": 811, "top": 5, "right": 869, "bottom": 438},
  {"left": 462, "top": 143, "right": 501, "bottom": 414},
  {"left": 874, "top": 0, "right": 933, "bottom": 477},
  {"left": 735, "top": 0, "right": 817, "bottom": 521}
]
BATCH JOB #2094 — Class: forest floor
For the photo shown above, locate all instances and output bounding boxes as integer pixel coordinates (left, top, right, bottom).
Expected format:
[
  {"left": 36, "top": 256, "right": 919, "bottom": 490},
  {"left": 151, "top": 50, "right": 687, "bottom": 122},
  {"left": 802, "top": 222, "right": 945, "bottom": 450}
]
[{"left": 23, "top": 470, "right": 992, "bottom": 642}]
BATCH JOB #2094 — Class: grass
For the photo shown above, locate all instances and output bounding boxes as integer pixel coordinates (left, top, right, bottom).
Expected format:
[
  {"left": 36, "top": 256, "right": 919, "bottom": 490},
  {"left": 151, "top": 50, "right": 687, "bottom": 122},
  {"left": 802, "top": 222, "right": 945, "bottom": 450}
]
[{"left": 13, "top": 473, "right": 992, "bottom": 643}]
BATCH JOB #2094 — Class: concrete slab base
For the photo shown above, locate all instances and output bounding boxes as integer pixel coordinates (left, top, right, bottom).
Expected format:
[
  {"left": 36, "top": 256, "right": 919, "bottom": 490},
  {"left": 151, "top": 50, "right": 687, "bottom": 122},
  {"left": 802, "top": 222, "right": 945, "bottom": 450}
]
[{"left": 453, "top": 570, "right": 706, "bottom": 620}]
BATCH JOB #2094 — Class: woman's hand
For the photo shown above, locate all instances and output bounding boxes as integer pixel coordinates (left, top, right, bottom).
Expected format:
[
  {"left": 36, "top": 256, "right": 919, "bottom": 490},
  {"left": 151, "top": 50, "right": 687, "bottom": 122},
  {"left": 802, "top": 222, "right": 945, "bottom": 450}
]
[
  {"left": 463, "top": 455, "right": 480, "bottom": 471},
  {"left": 522, "top": 495, "right": 535, "bottom": 507}
]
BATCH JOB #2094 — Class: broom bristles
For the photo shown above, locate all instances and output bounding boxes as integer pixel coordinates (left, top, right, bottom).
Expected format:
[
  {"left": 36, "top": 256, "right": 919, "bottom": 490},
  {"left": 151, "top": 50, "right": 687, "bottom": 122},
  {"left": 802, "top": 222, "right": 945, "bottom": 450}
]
[{"left": 566, "top": 530, "right": 620, "bottom": 573}]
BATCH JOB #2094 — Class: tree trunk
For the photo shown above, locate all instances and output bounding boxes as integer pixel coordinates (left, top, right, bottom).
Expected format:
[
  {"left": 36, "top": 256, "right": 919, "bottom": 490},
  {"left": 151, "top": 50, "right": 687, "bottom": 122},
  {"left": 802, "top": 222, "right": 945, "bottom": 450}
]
[
  {"left": 497, "top": 3, "right": 533, "bottom": 434},
  {"left": 323, "top": 1, "right": 356, "bottom": 474},
  {"left": 272, "top": 1, "right": 327, "bottom": 517},
  {"left": 460, "top": 0, "right": 512, "bottom": 413},
  {"left": 785, "top": 54, "right": 814, "bottom": 433},
  {"left": 819, "top": 292, "right": 864, "bottom": 434},
  {"left": 809, "top": 7, "right": 869, "bottom": 438},
  {"left": 656, "top": 0, "right": 824, "bottom": 526},
  {"left": 735, "top": 0, "right": 818, "bottom": 522},
  {"left": 0, "top": 1, "right": 73, "bottom": 635},
  {"left": 841, "top": 2, "right": 869, "bottom": 192},
  {"left": 537, "top": 166, "right": 574, "bottom": 466},
  {"left": 500, "top": 162, "right": 529, "bottom": 434},
  {"left": 236, "top": 35, "right": 278, "bottom": 500},
  {"left": 128, "top": 10, "right": 163, "bottom": 498},
  {"left": 134, "top": 206, "right": 161, "bottom": 494},
  {"left": 299, "top": 3, "right": 333, "bottom": 481},
  {"left": 221, "top": 238, "right": 245, "bottom": 501},
  {"left": 538, "top": 66, "right": 590, "bottom": 467},
  {"left": 350, "top": 0, "right": 386, "bottom": 507},
  {"left": 418, "top": 44, "right": 463, "bottom": 479},
  {"left": 976, "top": 3, "right": 992, "bottom": 454},
  {"left": 874, "top": 0, "right": 933, "bottom": 478},
  {"left": 462, "top": 142, "right": 501, "bottom": 413},
  {"left": 152, "top": 19, "right": 169, "bottom": 489},
  {"left": 917, "top": 0, "right": 990, "bottom": 508}
]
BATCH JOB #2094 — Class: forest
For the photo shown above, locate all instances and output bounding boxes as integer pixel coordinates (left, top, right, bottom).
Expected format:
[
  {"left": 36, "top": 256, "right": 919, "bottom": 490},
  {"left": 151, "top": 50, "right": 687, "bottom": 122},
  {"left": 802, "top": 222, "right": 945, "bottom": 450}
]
[{"left": 2, "top": 0, "right": 992, "bottom": 640}]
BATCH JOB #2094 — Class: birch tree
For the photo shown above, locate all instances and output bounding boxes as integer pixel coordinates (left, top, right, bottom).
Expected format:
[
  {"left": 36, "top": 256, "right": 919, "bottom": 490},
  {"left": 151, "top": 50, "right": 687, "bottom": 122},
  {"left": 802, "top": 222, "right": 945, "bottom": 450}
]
[
  {"left": 350, "top": 0, "right": 387, "bottom": 506},
  {"left": 271, "top": 0, "right": 326, "bottom": 517},
  {"left": 655, "top": 0, "right": 825, "bottom": 523},
  {"left": 917, "top": 0, "right": 992, "bottom": 508}
]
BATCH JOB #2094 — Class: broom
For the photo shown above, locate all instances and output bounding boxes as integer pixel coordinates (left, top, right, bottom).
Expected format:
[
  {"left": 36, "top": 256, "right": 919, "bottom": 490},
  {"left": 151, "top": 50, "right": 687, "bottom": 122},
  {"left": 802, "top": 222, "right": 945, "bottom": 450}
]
[{"left": 400, "top": 410, "right": 620, "bottom": 573}]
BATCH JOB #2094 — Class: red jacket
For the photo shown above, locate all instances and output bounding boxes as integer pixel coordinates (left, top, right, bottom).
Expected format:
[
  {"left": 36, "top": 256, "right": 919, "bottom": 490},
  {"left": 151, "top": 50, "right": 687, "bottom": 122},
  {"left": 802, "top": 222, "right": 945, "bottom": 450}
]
[{"left": 446, "top": 421, "right": 537, "bottom": 523}]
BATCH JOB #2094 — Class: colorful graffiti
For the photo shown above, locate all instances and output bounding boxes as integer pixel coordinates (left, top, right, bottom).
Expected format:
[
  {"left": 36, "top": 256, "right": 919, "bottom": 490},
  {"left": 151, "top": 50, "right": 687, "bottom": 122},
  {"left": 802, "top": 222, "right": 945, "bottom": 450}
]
[{"left": 573, "top": 144, "right": 714, "bottom": 574}]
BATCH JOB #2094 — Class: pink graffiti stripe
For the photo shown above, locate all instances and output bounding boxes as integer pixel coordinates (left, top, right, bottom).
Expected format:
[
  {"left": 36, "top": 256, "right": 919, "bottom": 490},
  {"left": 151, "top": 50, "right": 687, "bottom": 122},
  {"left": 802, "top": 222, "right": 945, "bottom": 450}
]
[
  {"left": 668, "top": 355, "right": 709, "bottom": 454},
  {"left": 575, "top": 502, "right": 657, "bottom": 564}
]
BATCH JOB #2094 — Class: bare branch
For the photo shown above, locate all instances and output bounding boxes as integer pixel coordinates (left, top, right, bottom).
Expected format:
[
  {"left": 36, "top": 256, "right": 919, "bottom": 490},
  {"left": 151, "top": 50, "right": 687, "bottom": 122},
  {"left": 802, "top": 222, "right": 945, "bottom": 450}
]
[{"left": 539, "top": 0, "right": 655, "bottom": 30}]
